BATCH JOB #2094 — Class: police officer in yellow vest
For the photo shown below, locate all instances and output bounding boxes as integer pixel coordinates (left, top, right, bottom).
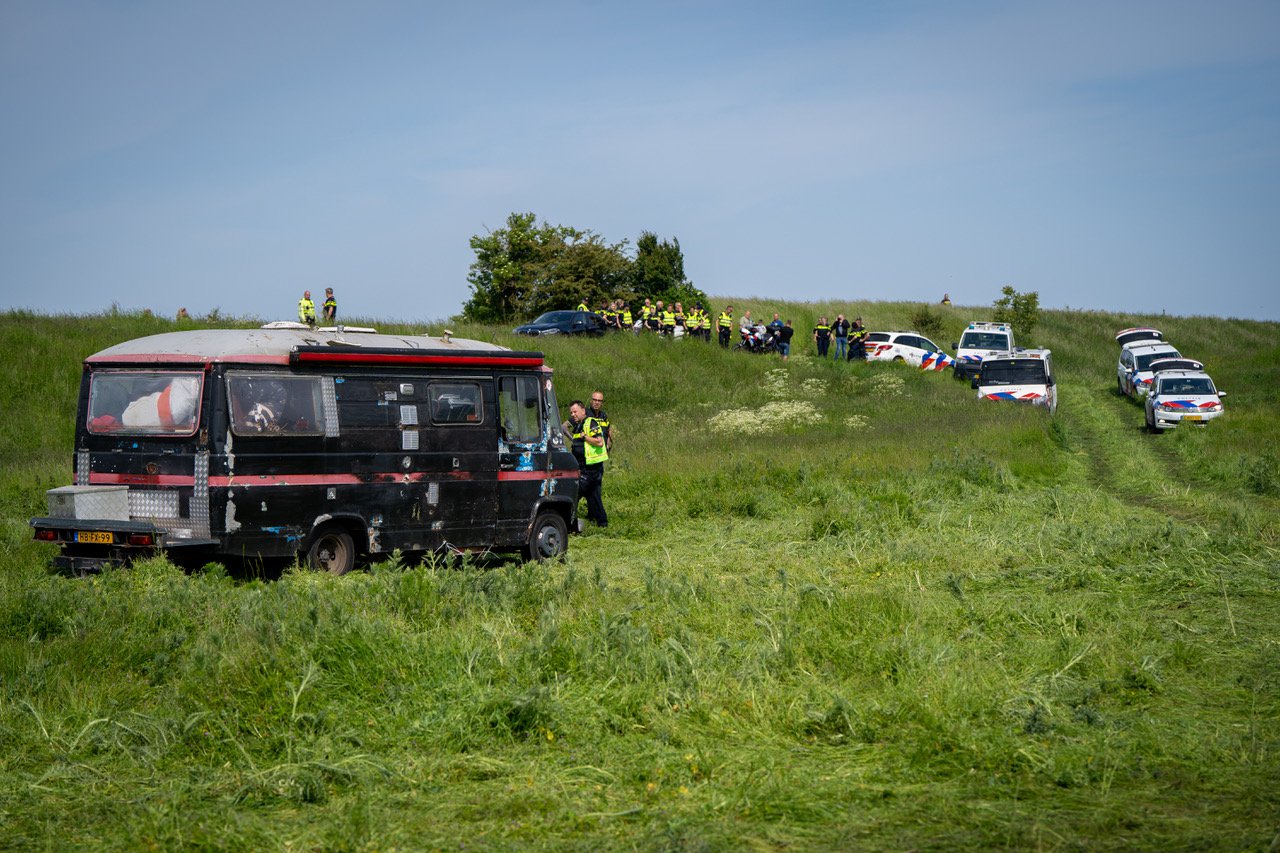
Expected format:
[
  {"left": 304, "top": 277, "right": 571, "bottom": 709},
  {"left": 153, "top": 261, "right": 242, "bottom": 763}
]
[
  {"left": 577, "top": 300, "right": 589, "bottom": 312},
  {"left": 660, "top": 304, "right": 676, "bottom": 336},
  {"left": 298, "top": 291, "right": 316, "bottom": 326},
  {"left": 562, "top": 400, "right": 608, "bottom": 527},
  {"left": 620, "top": 303, "right": 633, "bottom": 329},
  {"left": 718, "top": 306, "right": 734, "bottom": 348}
]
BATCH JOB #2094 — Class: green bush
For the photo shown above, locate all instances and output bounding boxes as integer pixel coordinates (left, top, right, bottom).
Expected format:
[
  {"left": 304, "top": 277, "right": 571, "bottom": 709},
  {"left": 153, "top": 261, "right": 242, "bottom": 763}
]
[{"left": 993, "top": 285, "right": 1041, "bottom": 339}]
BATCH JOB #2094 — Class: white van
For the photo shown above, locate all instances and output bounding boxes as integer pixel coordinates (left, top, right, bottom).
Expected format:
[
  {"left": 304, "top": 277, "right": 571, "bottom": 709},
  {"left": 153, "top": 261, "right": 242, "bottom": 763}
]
[
  {"left": 975, "top": 349, "right": 1057, "bottom": 415},
  {"left": 953, "top": 321, "right": 1014, "bottom": 381}
]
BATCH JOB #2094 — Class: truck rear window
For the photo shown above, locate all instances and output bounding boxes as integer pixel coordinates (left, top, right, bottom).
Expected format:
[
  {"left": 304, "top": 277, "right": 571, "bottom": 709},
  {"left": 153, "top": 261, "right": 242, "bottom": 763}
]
[
  {"left": 88, "top": 371, "right": 203, "bottom": 435},
  {"left": 981, "top": 361, "right": 1047, "bottom": 386},
  {"left": 227, "top": 373, "right": 328, "bottom": 436}
]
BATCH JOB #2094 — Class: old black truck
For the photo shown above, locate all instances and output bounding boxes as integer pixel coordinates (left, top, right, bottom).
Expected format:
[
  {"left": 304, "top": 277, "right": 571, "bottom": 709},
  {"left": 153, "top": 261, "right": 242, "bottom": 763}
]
[{"left": 31, "top": 325, "right": 579, "bottom": 573}]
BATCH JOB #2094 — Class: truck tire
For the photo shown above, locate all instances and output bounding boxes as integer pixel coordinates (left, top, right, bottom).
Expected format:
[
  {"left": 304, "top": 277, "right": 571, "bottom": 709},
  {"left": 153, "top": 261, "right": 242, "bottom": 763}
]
[
  {"left": 307, "top": 528, "right": 355, "bottom": 574},
  {"left": 525, "top": 512, "right": 567, "bottom": 562}
]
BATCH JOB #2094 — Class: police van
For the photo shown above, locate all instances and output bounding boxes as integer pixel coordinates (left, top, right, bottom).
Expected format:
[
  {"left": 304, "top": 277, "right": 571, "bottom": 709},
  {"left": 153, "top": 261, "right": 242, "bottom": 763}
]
[
  {"left": 30, "top": 325, "right": 580, "bottom": 573},
  {"left": 974, "top": 349, "right": 1057, "bottom": 415},
  {"left": 952, "top": 321, "right": 1014, "bottom": 381}
]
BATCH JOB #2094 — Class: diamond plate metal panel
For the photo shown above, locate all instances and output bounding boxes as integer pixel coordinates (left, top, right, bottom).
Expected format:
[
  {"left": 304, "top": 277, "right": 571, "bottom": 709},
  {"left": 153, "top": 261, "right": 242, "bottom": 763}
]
[
  {"left": 192, "top": 450, "right": 211, "bottom": 537},
  {"left": 322, "top": 378, "right": 339, "bottom": 437},
  {"left": 75, "top": 450, "right": 90, "bottom": 486}
]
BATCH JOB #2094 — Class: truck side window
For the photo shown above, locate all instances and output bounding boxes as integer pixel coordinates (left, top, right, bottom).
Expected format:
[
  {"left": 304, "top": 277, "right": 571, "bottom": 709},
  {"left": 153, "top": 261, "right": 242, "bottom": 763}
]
[
  {"left": 227, "top": 373, "right": 328, "bottom": 436},
  {"left": 498, "top": 375, "right": 541, "bottom": 443},
  {"left": 429, "top": 382, "right": 482, "bottom": 425}
]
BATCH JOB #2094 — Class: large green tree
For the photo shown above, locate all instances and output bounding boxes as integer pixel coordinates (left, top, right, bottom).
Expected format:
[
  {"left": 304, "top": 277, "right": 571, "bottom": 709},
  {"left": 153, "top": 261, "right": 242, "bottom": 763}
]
[
  {"left": 463, "top": 215, "right": 704, "bottom": 321},
  {"left": 463, "top": 213, "right": 632, "bottom": 322},
  {"left": 631, "top": 232, "right": 706, "bottom": 307}
]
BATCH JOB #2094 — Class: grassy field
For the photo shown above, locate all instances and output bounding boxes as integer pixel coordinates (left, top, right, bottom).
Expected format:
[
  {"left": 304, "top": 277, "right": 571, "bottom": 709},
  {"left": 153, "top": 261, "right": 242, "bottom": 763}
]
[{"left": 1, "top": 303, "right": 1277, "bottom": 850}]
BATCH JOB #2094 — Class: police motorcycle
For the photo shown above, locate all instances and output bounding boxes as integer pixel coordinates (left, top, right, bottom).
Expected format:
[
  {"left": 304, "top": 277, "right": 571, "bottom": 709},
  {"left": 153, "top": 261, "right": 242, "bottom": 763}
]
[{"left": 734, "top": 323, "right": 778, "bottom": 354}]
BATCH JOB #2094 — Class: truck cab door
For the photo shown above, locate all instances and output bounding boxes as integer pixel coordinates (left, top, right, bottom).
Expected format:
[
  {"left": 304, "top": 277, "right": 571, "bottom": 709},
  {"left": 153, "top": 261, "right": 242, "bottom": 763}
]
[{"left": 496, "top": 374, "right": 554, "bottom": 544}]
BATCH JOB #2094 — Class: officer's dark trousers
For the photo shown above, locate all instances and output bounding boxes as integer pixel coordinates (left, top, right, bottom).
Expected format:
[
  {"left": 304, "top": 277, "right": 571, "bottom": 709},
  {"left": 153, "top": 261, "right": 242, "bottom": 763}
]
[
  {"left": 579, "top": 463, "right": 607, "bottom": 527},
  {"left": 719, "top": 328, "right": 731, "bottom": 347}
]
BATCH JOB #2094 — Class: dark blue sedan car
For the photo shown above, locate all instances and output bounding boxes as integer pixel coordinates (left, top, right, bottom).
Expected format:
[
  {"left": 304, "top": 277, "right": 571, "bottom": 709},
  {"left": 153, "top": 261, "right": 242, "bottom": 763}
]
[{"left": 513, "top": 311, "right": 607, "bottom": 336}]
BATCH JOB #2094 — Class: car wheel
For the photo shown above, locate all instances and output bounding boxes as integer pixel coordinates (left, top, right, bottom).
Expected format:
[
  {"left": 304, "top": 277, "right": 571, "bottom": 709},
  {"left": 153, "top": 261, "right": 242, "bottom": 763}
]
[
  {"left": 893, "top": 356, "right": 905, "bottom": 363},
  {"left": 307, "top": 528, "right": 356, "bottom": 574},
  {"left": 524, "top": 512, "right": 568, "bottom": 561}
]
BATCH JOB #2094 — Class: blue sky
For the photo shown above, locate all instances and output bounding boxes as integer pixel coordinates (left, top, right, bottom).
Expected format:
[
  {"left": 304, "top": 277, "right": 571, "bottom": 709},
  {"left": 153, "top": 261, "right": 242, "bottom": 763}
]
[{"left": 2, "top": 0, "right": 1278, "bottom": 322}]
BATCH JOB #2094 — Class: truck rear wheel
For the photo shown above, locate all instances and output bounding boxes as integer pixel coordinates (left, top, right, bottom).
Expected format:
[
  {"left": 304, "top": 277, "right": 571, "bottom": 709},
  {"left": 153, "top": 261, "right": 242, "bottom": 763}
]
[
  {"left": 307, "top": 528, "right": 355, "bottom": 575},
  {"left": 525, "top": 512, "right": 567, "bottom": 562}
]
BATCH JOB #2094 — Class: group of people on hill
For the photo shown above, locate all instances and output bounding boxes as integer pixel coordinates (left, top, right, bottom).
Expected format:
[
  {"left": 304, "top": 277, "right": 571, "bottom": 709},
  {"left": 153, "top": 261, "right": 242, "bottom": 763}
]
[{"left": 578, "top": 298, "right": 870, "bottom": 361}]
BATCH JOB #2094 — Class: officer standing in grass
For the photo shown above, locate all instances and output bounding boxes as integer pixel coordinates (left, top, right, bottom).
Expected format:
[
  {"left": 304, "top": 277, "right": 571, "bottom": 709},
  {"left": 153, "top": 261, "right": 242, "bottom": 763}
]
[
  {"left": 813, "top": 316, "right": 832, "bottom": 357},
  {"left": 562, "top": 400, "right": 608, "bottom": 528},
  {"left": 323, "top": 288, "right": 337, "bottom": 323},
  {"left": 718, "top": 306, "right": 734, "bottom": 347},
  {"left": 588, "top": 391, "right": 613, "bottom": 452},
  {"left": 848, "top": 317, "right": 868, "bottom": 360}
]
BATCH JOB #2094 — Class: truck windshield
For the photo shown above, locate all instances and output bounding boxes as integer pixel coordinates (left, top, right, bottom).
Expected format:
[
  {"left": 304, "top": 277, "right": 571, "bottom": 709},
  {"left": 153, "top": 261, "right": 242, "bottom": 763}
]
[
  {"left": 88, "top": 371, "right": 204, "bottom": 435},
  {"left": 961, "top": 332, "right": 1009, "bottom": 349},
  {"left": 981, "top": 361, "right": 1047, "bottom": 386}
]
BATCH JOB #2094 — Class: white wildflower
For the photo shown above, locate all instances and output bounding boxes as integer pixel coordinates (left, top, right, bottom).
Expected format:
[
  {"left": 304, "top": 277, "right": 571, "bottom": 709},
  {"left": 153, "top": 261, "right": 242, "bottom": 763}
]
[
  {"left": 844, "top": 414, "right": 869, "bottom": 429},
  {"left": 707, "top": 400, "right": 824, "bottom": 435},
  {"left": 800, "top": 378, "right": 827, "bottom": 397},
  {"left": 868, "top": 373, "right": 905, "bottom": 396}
]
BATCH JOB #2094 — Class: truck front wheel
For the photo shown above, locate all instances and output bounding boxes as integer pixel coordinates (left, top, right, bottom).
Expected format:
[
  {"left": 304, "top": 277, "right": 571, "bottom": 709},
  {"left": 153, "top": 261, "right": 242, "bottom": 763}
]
[
  {"left": 307, "top": 528, "right": 355, "bottom": 574},
  {"left": 525, "top": 512, "right": 568, "bottom": 562}
]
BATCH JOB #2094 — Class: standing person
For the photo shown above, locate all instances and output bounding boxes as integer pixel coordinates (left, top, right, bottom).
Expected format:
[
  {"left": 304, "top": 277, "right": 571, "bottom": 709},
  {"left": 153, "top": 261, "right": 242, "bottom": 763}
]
[
  {"left": 323, "top": 288, "right": 337, "bottom": 323},
  {"left": 832, "top": 314, "right": 850, "bottom": 360},
  {"left": 673, "top": 302, "right": 686, "bottom": 335},
  {"left": 660, "top": 302, "right": 675, "bottom": 336},
  {"left": 588, "top": 391, "right": 613, "bottom": 451},
  {"left": 718, "top": 306, "right": 734, "bottom": 347},
  {"left": 848, "top": 317, "right": 868, "bottom": 360},
  {"left": 649, "top": 301, "right": 665, "bottom": 333},
  {"left": 813, "top": 316, "right": 831, "bottom": 357},
  {"left": 620, "top": 301, "right": 633, "bottom": 330},
  {"left": 639, "top": 298, "right": 654, "bottom": 330},
  {"left": 738, "top": 309, "right": 753, "bottom": 331},
  {"left": 298, "top": 291, "right": 316, "bottom": 326},
  {"left": 777, "top": 320, "right": 795, "bottom": 360},
  {"left": 561, "top": 400, "right": 608, "bottom": 528},
  {"left": 767, "top": 312, "right": 784, "bottom": 335}
]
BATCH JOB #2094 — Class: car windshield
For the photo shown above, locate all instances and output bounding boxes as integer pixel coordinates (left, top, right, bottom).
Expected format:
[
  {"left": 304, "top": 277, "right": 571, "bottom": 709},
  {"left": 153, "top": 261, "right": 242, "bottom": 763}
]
[
  {"left": 532, "top": 311, "right": 577, "bottom": 324},
  {"left": 87, "top": 371, "right": 204, "bottom": 435},
  {"left": 961, "top": 332, "right": 1009, "bottom": 349},
  {"left": 1135, "top": 350, "right": 1180, "bottom": 370},
  {"left": 866, "top": 333, "right": 890, "bottom": 342},
  {"left": 1158, "top": 377, "right": 1215, "bottom": 395},
  {"left": 981, "top": 360, "right": 1047, "bottom": 386}
]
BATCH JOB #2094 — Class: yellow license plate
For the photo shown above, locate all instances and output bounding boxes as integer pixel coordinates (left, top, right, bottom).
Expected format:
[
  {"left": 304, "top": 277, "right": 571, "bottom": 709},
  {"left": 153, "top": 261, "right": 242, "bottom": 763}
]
[
  {"left": 1183, "top": 415, "right": 1202, "bottom": 421},
  {"left": 76, "top": 531, "right": 114, "bottom": 544}
]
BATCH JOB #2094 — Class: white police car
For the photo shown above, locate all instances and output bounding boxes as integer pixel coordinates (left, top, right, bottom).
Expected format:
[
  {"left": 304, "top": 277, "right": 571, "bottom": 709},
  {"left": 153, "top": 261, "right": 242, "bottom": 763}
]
[
  {"left": 1144, "top": 360, "right": 1223, "bottom": 431},
  {"left": 953, "top": 321, "right": 1014, "bottom": 381},
  {"left": 975, "top": 349, "right": 1057, "bottom": 415},
  {"left": 865, "top": 331, "right": 955, "bottom": 371},
  {"left": 1117, "top": 341, "right": 1181, "bottom": 398}
]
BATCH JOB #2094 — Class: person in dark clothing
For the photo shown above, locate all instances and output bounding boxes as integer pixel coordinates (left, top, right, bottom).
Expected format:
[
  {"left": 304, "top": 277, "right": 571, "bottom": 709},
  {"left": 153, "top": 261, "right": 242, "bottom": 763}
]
[
  {"left": 323, "top": 288, "right": 337, "bottom": 323},
  {"left": 831, "top": 314, "right": 850, "bottom": 360},
  {"left": 813, "top": 316, "right": 832, "bottom": 357},
  {"left": 848, "top": 317, "right": 868, "bottom": 360},
  {"left": 561, "top": 400, "right": 608, "bottom": 528},
  {"left": 777, "top": 320, "right": 795, "bottom": 360}
]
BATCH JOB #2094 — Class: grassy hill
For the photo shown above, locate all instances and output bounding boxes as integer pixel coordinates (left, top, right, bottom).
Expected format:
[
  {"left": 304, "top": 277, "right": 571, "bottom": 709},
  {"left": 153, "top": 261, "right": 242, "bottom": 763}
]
[{"left": 1, "top": 303, "right": 1277, "bottom": 850}]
